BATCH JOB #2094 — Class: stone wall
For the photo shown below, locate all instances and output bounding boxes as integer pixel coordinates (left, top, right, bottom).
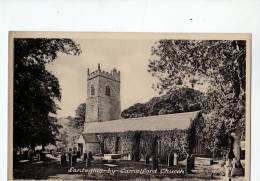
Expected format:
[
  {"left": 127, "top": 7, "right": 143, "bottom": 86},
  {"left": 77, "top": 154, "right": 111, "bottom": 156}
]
[
  {"left": 85, "top": 143, "right": 100, "bottom": 154},
  {"left": 96, "top": 130, "right": 188, "bottom": 163},
  {"left": 85, "top": 68, "right": 121, "bottom": 124}
]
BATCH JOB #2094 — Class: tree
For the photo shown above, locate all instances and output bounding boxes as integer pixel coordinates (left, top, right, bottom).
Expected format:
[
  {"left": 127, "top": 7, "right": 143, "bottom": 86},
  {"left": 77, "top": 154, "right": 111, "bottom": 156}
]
[
  {"left": 148, "top": 40, "right": 246, "bottom": 172},
  {"left": 74, "top": 103, "right": 86, "bottom": 129},
  {"left": 14, "top": 38, "right": 81, "bottom": 149},
  {"left": 57, "top": 103, "right": 86, "bottom": 149},
  {"left": 121, "top": 87, "right": 202, "bottom": 118}
]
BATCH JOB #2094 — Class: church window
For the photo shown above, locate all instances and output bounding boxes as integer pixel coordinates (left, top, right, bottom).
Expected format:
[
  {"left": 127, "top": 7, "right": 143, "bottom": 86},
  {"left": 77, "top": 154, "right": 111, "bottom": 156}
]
[
  {"left": 91, "top": 85, "right": 95, "bottom": 95},
  {"left": 105, "top": 86, "right": 111, "bottom": 96}
]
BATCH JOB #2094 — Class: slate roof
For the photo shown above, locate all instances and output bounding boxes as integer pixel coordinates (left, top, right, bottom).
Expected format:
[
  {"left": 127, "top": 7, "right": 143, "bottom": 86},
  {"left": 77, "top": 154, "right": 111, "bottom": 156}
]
[
  {"left": 81, "top": 133, "right": 99, "bottom": 143},
  {"left": 83, "top": 111, "right": 200, "bottom": 134}
]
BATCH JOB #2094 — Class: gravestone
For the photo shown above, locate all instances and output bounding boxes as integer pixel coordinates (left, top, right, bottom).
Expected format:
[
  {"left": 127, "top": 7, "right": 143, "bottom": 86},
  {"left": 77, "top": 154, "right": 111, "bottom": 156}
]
[
  {"left": 83, "top": 153, "right": 88, "bottom": 161},
  {"left": 152, "top": 155, "right": 159, "bottom": 170},
  {"left": 128, "top": 153, "right": 133, "bottom": 160},
  {"left": 76, "top": 151, "right": 80, "bottom": 158},
  {"left": 28, "top": 149, "right": 34, "bottom": 162},
  {"left": 23, "top": 150, "right": 28, "bottom": 160},
  {"left": 88, "top": 152, "right": 93, "bottom": 160},
  {"left": 68, "top": 152, "right": 72, "bottom": 166},
  {"left": 72, "top": 154, "right": 77, "bottom": 164},
  {"left": 145, "top": 154, "right": 150, "bottom": 164},
  {"left": 186, "top": 154, "right": 194, "bottom": 173},
  {"left": 168, "top": 153, "right": 174, "bottom": 166},
  {"left": 86, "top": 157, "right": 91, "bottom": 168},
  {"left": 173, "top": 152, "right": 179, "bottom": 166},
  {"left": 40, "top": 152, "right": 46, "bottom": 162},
  {"left": 60, "top": 154, "right": 67, "bottom": 166}
]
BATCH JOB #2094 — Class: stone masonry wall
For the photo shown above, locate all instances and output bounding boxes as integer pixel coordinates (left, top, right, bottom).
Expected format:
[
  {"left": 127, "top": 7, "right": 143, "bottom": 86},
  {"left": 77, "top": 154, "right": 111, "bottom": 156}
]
[
  {"left": 85, "top": 68, "right": 120, "bottom": 124},
  {"left": 96, "top": 130, "right": 188, "bottom": 163}
]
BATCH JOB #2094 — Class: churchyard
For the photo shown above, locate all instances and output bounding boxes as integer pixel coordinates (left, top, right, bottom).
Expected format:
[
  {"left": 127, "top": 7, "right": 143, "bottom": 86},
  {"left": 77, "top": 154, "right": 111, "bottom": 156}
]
[{"left": 13, "top": 151, "right": 245, "bottom": 180}]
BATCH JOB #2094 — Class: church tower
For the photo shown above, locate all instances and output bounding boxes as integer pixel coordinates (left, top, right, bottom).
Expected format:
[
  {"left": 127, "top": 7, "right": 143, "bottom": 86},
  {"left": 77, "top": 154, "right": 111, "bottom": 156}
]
[{"left": 85, "top": 64, "right": 121, "bottom": 123}]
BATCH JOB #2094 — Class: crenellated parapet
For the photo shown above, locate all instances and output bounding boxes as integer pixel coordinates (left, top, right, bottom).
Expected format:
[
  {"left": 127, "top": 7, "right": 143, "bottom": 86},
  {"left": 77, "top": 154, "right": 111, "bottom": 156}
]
[{"left": 87, "top": 63, "right": 120, "bottom": 82}]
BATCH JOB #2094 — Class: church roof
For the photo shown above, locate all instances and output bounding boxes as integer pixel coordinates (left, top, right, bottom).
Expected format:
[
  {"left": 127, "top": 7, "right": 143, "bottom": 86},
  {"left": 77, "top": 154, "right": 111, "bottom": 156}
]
[
  {"left": 83, "top": 111, "right": 201, "bottom": 134},
  {"left": 81, "top": 134, "right": 99, "bottom": 143}
]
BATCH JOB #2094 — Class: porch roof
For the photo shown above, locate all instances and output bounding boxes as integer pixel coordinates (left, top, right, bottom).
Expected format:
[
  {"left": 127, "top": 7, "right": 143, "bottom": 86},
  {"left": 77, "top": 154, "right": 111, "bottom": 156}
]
[{"left": 83, "top": 111, "right": 200, "bottom": 134}]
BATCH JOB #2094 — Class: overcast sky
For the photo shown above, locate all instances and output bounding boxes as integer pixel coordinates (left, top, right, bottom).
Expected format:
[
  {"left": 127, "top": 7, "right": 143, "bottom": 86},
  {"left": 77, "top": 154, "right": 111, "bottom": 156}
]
[{"left": 47, "top": 39, "right": 159, "bottom": 117}]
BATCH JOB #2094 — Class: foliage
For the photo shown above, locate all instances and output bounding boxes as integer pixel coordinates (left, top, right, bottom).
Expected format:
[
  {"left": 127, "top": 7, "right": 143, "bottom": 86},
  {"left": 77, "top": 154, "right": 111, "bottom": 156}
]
[
  {"left": 73, "top": 103, "right": 86, "bottom": 129},
  {"left": 121, "top": 87, "right": 202, "bottom": 118},
  {"left": 148, "top": 39, "right": 246, "bottom": 155},
  {"left": 56, "top": 103, "right": 86, "bottom": 149},
  {"left": 14, "top": 38, "right": 81, "bottom": 149},
  {"left": 97, "top": 130, "right": 188, "bottom": 162}
]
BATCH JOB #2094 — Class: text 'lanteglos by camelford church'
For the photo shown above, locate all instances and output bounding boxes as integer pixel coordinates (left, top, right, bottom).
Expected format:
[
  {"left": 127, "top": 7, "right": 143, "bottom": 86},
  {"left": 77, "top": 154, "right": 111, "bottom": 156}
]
[{"left": 77, "top": 64, "right": 204, "bottom": 162}]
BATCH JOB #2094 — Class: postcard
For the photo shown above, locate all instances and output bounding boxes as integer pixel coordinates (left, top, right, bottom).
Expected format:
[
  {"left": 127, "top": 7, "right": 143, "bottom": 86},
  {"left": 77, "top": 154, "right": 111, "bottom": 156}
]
[{"left": 9, "top": 32, "right": 251, "bottom": 180}]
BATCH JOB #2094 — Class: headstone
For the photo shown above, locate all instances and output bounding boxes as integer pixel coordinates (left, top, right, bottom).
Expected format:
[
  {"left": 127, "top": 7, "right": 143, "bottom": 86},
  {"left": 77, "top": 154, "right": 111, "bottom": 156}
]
[
  {"left": 145, "top": 154, "right": 150, "bottom": 165},
  {"left": 72, "top": 154, "right": 77, "bottom": 164},
  {"left": 167, "top": 153, "right": 174, "bottom": 166},
  {"left": 83, "top": 153, "right": 88, "bottom": 161},
  {"left": 86, "top": 158, "right": 91, "bottom": 168},
  {"left": 68, "top": 152, "right": 72, "bottom": 166},
  {"left": 88, "top": 152, "right": 93, "bottom": 160},
  {"left": 23, "top": 150, "right": 28, "bottom": 160},
  {"left": 76, "top": 151, "right": 80, "bottom": 158},
  {"left": 40, "top": 152, "right": 46, "bottom": 162},
  {"left": 195, "top": 157, "right": 213, "bottom": 166},
  {"left": 173, "top": 152, "right": 179, "bottom": 166},
  {"left": 128, "top": 153, "right": 133, "bottom": 160},
  {"left": 152, "top": 155, "right": 159, "bottom": 170},
  {"left": 186, "top": 154, "right": 194, "bottom": 173},
  {"left": 60, "top": 154, "right": 67, "bottom": 166},
  {"left": 28, "top": 149, "right": 34, "bottom": 162}
]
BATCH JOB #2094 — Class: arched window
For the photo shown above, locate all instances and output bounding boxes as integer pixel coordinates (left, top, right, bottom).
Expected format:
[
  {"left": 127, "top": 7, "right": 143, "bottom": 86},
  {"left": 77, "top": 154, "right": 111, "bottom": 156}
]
[
  {"left": 105, "top": 86, "right": 111, "bottom": 96},
  {"left": 91, "top": 85, "right": 95, "bottom": 95}
]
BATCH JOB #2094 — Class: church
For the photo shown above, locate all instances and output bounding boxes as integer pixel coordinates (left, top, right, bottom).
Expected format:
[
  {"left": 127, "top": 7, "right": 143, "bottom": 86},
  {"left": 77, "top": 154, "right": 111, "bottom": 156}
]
[{"left": 77, "top": 64, "right": 204, "bottom": 162}]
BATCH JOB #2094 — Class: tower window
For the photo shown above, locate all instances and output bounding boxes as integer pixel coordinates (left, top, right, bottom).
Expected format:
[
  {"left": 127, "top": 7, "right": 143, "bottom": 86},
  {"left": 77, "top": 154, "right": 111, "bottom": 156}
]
[
  {"left": 91, "top": 85, "right": 95, "bottom": 95},
  {"left": 105, "top": 86, "right": 111, "bottom": 96}
]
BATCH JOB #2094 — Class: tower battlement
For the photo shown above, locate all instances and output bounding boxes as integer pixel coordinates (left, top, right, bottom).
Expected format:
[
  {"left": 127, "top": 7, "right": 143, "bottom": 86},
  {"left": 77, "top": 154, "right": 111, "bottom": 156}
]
[
  {"left": 85, "top": 63, "right": 121, "bottom": 123},
  {"left": 87, "top": 64, "right": 120, "bottom": 82}
]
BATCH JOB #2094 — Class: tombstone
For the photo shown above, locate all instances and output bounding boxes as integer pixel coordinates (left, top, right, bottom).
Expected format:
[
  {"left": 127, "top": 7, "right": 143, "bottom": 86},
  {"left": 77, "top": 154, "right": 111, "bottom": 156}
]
[
  {"left": 173, "top": 152, "right": 179, "bottom": 166},
  {"left": 35, "top": 150, "right": 40, "bottom": 161},
  {"left": 23, "top": 150, "right": 28, "bottom": 160},
  {"left": 40, "top": 152, "right": 46, "bottom": 162},
  {"left": 145, "top": 154, "right": 150, "bottom": 165},
  {"left": 88, "top": 151, "right": 93, "bottom": 160},
  {"left": 28, "top": 149, "right": 34, "bottom": 162},
  {"left": 152, "top": 155, "right": 159, "bottom": 170},
  {"left": 72, "top": 154, "right": 77, "bottom": 164},
  {"left": 60, "top": 154, "right": 67, "bottom": 166},
  {"left": 68, "top": 152, "right": 72, "bottom": 166},
  {"left": 130, "top": 153, "right": 134, "bottom": 160},
  {"left": 185, "top": 154, "right": 194, "bottom": 173},
  {"left": 86, "top": 157, "right": 91, "bottom": 168},
  {"left": 167, "top": 153, "right": 174, "bottom": 167},
  {"left": 83, "top": 153, "right": 88, "bottom": 161},
  {"left": 76, "top": 150, "right": 80, "bottom": 158}
]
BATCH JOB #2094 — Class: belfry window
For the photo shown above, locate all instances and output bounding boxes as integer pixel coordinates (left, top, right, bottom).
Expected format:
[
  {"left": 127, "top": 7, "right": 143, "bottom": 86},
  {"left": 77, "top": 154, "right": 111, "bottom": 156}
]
[
  {"left": 105, "top": 86, "right": 111, "bottom": 96},
  {"left": 91, "top": 85, "right": 95, "bottom": 95}
]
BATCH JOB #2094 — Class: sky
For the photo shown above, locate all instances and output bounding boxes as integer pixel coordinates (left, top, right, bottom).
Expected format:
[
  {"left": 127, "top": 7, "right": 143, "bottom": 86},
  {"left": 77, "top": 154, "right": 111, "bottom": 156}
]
[{"left": 47, "top": 39, "right": 159, "bottom": 117}]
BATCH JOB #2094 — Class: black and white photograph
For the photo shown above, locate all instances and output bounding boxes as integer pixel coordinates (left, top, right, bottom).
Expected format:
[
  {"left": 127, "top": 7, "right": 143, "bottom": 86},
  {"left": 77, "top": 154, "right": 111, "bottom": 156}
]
[{"left": 9, "top": 32, "right": 251, "bottom": 180}]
